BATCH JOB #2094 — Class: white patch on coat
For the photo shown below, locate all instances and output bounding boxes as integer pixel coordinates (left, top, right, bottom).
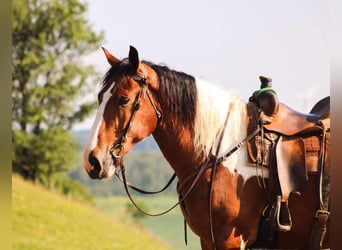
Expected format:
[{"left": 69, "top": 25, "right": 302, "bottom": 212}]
[{"left": 193, "top": 78, "right": 269, "bottom": 182}]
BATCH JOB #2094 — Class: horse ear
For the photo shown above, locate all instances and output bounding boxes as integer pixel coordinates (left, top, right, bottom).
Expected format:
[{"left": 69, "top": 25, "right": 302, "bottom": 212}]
[
  {"left": 128, "top": 45, "right": 140, "bottom": 71},
  {"left": 102, "top": 47, "right": 120, "bottom": 66}
]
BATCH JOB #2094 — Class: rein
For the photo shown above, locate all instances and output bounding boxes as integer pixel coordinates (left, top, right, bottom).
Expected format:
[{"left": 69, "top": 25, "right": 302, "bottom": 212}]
[
  {"left": 116, "top": 157, "right": 210, "bottom": 216},
  {"left": 115, "top": 170, "right": 177, "bottom": 195}
]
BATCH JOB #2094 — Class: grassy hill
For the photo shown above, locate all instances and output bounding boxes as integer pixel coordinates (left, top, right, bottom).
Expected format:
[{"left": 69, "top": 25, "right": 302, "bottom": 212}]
[
  {"left": 12, "top": 175, "right": 176, "bottom": 250},
  {"left": 96, "top": 196, "right": 201, "bottom": 250}
]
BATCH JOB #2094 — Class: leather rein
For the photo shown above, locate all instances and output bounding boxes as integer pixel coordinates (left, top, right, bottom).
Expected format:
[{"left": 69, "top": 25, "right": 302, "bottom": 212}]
[{"left": 111, "top": 63, "right": 261, "bottom": 248}]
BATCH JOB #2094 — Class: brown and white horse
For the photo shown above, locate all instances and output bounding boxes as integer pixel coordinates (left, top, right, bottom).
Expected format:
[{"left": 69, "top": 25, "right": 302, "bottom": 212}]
[{"left": 83, "top": 46, "right": 329, "bottom": 249}]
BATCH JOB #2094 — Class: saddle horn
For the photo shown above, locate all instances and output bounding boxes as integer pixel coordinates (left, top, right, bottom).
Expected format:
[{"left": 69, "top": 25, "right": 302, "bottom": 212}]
[{"left": 257, "top": 76, "right": 279, "bottom": 116}]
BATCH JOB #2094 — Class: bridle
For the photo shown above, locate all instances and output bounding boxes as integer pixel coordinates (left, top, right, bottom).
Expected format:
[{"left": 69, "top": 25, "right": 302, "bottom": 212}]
[{"left": 109, "top": 62, "right": 162, "bottom": 167}]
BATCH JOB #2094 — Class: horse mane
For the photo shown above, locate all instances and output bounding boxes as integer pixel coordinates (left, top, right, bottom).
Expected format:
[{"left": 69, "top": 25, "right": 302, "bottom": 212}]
[
  {"left": 147, "top": 62, "right": 197, "bottom": 128},
  {"left": 193, "top": 79, "right": 247, "bottom": 158},
  {"left": 102, "top": 58, "right": 136, "bottom": 91}
]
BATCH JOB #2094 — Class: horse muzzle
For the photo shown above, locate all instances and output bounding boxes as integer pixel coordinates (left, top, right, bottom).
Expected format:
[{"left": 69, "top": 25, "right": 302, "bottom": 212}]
[{"left": 85, "top": 150, "right": 116, "bottom": 179}]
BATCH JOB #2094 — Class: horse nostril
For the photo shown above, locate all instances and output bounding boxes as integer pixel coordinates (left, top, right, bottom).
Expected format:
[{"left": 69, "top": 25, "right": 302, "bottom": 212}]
[{"left": 88, "top": 151, "right": 101, "bottom": 179}]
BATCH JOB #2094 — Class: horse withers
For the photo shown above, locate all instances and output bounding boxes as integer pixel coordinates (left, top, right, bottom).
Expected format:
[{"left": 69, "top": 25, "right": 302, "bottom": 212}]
[{"left": 83, "top": 46, "right": 330, "bottom": 249}]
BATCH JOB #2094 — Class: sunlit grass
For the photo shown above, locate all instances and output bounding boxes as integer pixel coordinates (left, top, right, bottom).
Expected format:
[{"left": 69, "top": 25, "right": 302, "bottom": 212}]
[
  {"left": 96, "top": 195, "right": 201, "bottom": 250},
  {"left": 12, "top": 175, "right": 176, "bottom": 250}
]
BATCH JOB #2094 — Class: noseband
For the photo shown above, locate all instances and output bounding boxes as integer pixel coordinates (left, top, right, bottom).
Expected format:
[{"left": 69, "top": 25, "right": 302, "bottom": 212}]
[{"left": 110, "top": 63, "right": 162, "bottom": 167}]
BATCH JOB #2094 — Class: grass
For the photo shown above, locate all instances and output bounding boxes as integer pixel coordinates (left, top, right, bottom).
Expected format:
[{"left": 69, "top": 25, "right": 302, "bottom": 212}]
[
  {"left": 96, "top": 196, "right": 202, "bottom": 250},
  {"left": 12, "top": 175, "right": 176, "bottom": 250}
]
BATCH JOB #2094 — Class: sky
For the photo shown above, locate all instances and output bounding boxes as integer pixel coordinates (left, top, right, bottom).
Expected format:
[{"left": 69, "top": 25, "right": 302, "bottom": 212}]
[{"left": 75, "top": 0, "right": 329, "bottom": 130}]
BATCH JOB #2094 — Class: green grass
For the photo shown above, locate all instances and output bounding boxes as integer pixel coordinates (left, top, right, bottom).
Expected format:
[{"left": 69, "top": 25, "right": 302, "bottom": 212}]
[
  {"left": 96, "top": 196, "right": 201, "bottom": 250},
  {"left": 12, "top": 175, "right": 176, "bottom": 250}
]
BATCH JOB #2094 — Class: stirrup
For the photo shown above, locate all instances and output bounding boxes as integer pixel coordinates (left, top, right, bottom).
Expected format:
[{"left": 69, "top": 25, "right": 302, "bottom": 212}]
[{"left": 276, "top": 195, "right": 292, "bottom": 232}]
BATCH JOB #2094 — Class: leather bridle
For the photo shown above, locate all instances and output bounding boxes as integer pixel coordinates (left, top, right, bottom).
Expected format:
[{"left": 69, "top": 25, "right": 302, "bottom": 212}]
[{"left": 109, "top": 63, "right": 161, "bottom": 168}]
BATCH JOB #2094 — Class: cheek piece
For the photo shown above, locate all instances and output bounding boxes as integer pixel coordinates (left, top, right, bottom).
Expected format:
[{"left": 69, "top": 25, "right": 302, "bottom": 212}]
[{"left": 110, "top": 63, "right": 161, "bottom": 169}]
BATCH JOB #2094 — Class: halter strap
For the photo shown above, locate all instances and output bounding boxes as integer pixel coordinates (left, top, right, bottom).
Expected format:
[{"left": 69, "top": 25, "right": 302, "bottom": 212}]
[
  {"left": 131, "top": 63, "right": 148, "bottom": 85},
  {"left": 130, "top": 64, "right": 161, "bottom": 119}
]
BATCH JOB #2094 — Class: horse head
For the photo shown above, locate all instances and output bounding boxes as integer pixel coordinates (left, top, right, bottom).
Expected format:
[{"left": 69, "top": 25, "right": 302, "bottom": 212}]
[{"left": 84, "top": 46, "right": 161, "bottom": 179}]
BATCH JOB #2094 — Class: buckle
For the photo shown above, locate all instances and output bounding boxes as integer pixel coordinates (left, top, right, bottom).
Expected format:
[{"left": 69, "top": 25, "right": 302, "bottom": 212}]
[{"left": 315, "top": 209, "right": 330, "bottom": 218}]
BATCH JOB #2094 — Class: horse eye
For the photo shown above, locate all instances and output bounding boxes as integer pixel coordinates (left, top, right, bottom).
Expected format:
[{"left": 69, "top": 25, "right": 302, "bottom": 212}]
[{"left": 118, "top": 96, "right": 130, "bottom": 106}]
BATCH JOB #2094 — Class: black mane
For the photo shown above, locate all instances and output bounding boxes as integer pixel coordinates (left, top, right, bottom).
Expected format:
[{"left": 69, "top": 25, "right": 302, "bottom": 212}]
[
  {"left": 148, "top": 63, "right": 197, "bottom": 128},
  {"left": 102, "top": 58, "right": 133, "bottom": 89}
]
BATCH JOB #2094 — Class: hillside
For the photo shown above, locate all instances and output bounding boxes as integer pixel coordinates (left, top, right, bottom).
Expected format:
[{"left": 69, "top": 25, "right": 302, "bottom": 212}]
[{"left": 12, "top": 175, "right": 176, "bottom": 250}]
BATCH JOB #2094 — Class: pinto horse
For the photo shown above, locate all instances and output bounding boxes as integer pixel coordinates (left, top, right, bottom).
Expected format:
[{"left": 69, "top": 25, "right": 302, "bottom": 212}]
[{"left": 83, "top": 46, "right": 330, "bottom": 249}]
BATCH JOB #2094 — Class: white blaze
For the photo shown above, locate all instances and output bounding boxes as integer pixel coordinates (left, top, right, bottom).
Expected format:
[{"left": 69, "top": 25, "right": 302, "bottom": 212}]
[{"left": 84, "top": 84, "right": 116, "bottom": 157}]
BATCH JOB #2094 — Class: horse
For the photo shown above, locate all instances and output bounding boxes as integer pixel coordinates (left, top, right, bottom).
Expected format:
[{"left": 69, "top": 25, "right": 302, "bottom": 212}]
[{"left": 83, "top": 46, "right": 330, "bottom": 249}]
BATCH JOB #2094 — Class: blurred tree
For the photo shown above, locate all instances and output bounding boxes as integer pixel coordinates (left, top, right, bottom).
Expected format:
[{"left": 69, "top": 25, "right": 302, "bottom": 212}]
[
  {"left": 125, "top": 199, "right": 149, "bottom": 224},
  {"left": 12, "top": 0, "right": 104, "bottom": 186}
]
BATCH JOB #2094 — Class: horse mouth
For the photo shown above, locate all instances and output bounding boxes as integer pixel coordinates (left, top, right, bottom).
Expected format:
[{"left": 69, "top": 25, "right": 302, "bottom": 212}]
[
  {"left": 88, "top": 168, "right": 102, "bottom": 179},
  {"left": 87, "top": 151, "right": 116, "bottom": 179},
  {"left": 88, "top": 165, "right": 116, "bottom": 180}
]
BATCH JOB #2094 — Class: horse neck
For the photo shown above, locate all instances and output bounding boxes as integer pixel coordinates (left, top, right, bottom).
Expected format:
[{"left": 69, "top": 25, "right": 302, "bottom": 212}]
[
  {"left": 152, "top": 120, "right": 202, "bottom": 181},
  {"left": 151, "top": 77, "right": 247, "bottom": 181}
]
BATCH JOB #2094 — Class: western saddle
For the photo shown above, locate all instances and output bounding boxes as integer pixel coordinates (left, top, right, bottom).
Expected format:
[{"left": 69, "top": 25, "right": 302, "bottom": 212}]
[{"left": 247, "top": 76, "right": 330, "bottom": 248}]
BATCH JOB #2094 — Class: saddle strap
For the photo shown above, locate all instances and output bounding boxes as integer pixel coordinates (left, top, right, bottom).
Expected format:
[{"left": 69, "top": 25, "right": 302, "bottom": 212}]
[{"left": 308, "top": 124, "right": 330, "bottom": 249}]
